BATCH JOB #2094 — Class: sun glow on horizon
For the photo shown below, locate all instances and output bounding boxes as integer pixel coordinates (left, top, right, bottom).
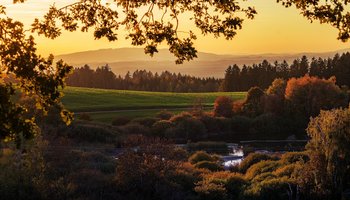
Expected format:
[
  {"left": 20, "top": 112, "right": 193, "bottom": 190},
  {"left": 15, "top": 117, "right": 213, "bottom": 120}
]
[{"left": 3, "top": 0, "right": 349, "bottom": 57}]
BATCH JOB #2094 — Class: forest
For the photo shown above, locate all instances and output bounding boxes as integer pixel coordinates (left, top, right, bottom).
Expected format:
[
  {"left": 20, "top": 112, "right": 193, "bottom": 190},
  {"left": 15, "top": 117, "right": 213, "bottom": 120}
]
[
  {"left": 66, "top": 53, "right": 350, "bottom": 93},
  {"left": 220, "top": 53, "right": 350, "bottom": 91},
  {"left": 66, "top": 66, "right": 221, "bottom": 92}
]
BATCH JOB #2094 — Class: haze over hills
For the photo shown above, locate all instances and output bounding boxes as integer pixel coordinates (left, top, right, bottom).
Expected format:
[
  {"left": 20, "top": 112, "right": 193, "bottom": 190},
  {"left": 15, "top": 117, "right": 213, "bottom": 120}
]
[{"left": 56, "top": 48, "right": 350, "bottom": 78}]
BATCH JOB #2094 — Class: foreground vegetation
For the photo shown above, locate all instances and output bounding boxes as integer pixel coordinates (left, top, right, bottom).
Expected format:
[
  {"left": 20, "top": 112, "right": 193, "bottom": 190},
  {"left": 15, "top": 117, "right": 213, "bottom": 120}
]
[
  {"left": 1, "top": 74, "right": 350, "bottom": 200},
  {"left": 1, "top": 103, "right": 349, "bottom": 200}
]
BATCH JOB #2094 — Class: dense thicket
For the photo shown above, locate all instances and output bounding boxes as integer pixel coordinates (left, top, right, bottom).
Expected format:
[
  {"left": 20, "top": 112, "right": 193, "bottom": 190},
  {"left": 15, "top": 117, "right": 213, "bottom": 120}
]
[
  {"left": 220, "top": 53, "right": 350, "bottom": 91},
  {"left": 66, "top": 65, "right": 220, "bottom": 92}
]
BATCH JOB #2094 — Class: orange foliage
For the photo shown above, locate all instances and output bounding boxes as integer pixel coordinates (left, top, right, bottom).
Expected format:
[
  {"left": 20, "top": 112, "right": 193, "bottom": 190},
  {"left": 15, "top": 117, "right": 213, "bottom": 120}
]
[
  {"left": 285, "top": 75, "right": 347, "bottom": 117},
  {"left": 232, "top": 100, "right": 244, "bottom": 114},
  {"left": 213, "top": 96, "right": 233, "bottom": 118}
]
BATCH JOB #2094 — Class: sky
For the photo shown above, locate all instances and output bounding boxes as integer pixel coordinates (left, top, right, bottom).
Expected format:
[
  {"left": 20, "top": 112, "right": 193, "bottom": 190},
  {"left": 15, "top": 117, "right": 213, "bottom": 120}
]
[{"left": 2, "top": 0, "right": 350, "bottom": 57}]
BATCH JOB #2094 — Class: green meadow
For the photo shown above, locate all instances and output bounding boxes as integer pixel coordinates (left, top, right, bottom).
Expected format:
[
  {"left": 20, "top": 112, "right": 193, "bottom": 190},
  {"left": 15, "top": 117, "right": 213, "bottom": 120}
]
[
  {"left": 62, "top": 87, "right": 246, "bottom": 112},
  {"left": 61, "top": 87, "right": 246, "bottom": 123}
]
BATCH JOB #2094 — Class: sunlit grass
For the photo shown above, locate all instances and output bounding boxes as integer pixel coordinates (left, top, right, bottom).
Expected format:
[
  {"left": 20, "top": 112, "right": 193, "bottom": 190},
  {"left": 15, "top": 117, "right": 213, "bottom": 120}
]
[{"left": 62, "top": 86, "right": 246, "bottom": 112}]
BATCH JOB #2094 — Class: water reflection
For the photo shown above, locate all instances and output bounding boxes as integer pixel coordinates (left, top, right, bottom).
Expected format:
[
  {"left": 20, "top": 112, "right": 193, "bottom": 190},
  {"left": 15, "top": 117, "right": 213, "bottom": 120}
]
[{"left": 222, "top": 148, "right": 244, "bottom": 169}]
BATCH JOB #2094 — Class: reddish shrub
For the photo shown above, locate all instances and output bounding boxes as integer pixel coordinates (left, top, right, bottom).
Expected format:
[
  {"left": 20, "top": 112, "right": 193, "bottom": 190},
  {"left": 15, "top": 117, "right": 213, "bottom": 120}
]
[{"left": 213, "top": 96, "right": 233, "bottom": 118}]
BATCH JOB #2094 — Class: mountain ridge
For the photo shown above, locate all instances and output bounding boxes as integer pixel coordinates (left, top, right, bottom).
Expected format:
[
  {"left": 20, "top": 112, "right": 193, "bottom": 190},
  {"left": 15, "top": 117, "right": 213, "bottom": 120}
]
[{"left": 56, "top": 47, "right": 350, "bottom": 78}]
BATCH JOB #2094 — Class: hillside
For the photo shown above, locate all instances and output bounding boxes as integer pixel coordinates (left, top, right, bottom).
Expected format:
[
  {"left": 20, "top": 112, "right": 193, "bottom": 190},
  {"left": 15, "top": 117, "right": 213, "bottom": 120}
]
[{"left": 56, "top": 47, "right": 350, "bottom": 78}]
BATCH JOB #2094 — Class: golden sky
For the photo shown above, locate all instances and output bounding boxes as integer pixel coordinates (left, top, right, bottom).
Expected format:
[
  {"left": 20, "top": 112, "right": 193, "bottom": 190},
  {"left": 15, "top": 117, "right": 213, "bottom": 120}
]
[{"left": 3, "top": 0, "right": 350, "bottom": 57}]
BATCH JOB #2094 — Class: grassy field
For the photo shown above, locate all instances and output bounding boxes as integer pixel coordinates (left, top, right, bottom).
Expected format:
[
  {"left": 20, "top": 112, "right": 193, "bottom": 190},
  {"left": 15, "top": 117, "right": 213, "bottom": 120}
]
[
  {"left": 61, "top": 87, "right": 246, "bottom": 123},
  {"left": 62, "top": 87, "right": 246, "bottom": 112}
]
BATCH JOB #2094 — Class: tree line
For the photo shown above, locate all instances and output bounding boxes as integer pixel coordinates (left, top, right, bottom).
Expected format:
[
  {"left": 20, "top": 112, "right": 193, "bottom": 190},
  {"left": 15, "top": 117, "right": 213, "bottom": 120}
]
[
  {"left": 220, "top": 53, "right": 350, "bottom": 91},
  {"left": 67, "top": 53, "right": 350, "bottom": 93},
  {"left": 66, "top": 65, "right": 221, "bottom": 92}
]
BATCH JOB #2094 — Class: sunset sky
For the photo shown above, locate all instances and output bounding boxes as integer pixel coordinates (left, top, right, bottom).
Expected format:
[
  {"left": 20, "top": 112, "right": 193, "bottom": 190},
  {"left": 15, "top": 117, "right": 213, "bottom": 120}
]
[{"left": 3, "top": 0, "right": 350, "bottom": 57}]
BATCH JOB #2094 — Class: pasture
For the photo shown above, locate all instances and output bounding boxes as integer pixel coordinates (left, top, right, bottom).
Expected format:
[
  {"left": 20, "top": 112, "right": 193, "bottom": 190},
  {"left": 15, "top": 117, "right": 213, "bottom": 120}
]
[{"left": 61, "top": 87, "right": 246, "bottom": 123}]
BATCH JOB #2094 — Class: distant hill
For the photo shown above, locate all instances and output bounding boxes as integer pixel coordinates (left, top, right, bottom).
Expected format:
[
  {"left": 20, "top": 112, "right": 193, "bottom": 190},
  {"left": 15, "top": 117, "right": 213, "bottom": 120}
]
[{"left": 56, "top": 48, "right": 350, "bottom": 78}]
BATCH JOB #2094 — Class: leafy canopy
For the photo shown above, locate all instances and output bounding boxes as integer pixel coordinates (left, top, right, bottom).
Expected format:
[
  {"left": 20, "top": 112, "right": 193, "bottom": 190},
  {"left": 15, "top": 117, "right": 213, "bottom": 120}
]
[{"left": 0, "top": 4, "right": 72, "bottom": 145}]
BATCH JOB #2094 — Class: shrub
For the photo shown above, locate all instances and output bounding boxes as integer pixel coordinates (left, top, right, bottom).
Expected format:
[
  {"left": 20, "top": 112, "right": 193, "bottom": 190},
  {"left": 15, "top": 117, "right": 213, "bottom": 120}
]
[
  {"left": 213, "top": 96, "right": 233, "bottom": 118},
  {"left": 242, "top": 87, "right": 265, "bottom": 117},
  {"left": 61, "top": 123, "right": 119, "bottom": 143},
  {"left": 189, "top": 151, "right": 216, "bottom": 164},
  {"left": 239, "top": 153, "right": 276, "bottom": 173},
  {"left": 194, "top": 161, "right": 223, "bottom": 171},
  {"left": 195, "top": 180, "right": 228, "bottom": 200},
  {"left": 197, "top": 114, "right": 220, "bottom": 132},
  {"left": 264, "top": 94, "right": 285, "bottom": 115},
  {"left": 280, "top": 151, "right": 309, "bottom": 164},
  {"left": 197, "top": 114, "right": 231, "bottom": 133},
  {"left": 197, "top": 171, "right": 247, "bottom": 199},
  {"left": 232, "top": 100, "right": 244, "bottom": 114},
  {"left": 273, "top": 163, "right": 302, "bottom": 177},
  {"left": 230, "top": 116, "right": 252, "bottom": 139},
  {"left": 249, "top": 113, "right": 285, "bottom": 139},
  {"left": 169, "top": 112, "right": 193, "bottom": 123},
  {"left": 121, "top": 123, "right": 150, "bottom": 135},
  {"left": 267, "top": 78, "right": 287, "bottom": 97},
  {"left": 245, "top": 160, "right": 280, "bottom": 180},
  {"left": 244, "top": 177, "right": 294, "bottom": 200},
  {"left": 226, "top": 173, "right": 247, "bottom": 197},
  {"left": 130, "top": 117, "right": 159, "bottom": 127},
  {"left": 168, "top": 113, "right": 207, "bottom": 140},
  {"left": 155, "top": 110, "right": 174, "bottom": 120},
  {"left": 250, "top": 172, "right": 277, "bottom": 183},
  {"left": 150, "top": 120, "right": 173, "bottom": 137},
  {"left": 111, "top": 116, "right": 130, "bottom": 126}
]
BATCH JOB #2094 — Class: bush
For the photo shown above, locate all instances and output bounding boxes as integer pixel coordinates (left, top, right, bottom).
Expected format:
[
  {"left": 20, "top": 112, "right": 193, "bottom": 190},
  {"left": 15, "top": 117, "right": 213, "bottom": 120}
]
[
  {"left": 169, "top": 112, "right": 193, "bottom": 123},
  {"left": 245, "top": 160, "right": 280, "bottom": 180},
  {"left": 195, "top": 180, "right": 228, "bottom": 200},
  {"left": 249, "top": 113, "right": 285, "bottom": 139},
  {"left": 197, "top": 114, "right": 220, "bottom": 132},
  {"left": 239, "top": 153, "right": 276, "bottom": 173},
  {"left": 267, "top": 78, "right": 287, "bottom": 97},
  {"left": 280, "top": 151, "right": 309, "bottom": 164},
  {"left": 242, "top": 86, "right": 265, "bottom": 117},
  {"left": 273, "top": 163, "right": 302, "bottom": 177},
  {"left": 156, "top": 110, "right": 174, "bottom": 120},
  {"left": 150, "top": 120, "right": 173, "bottom": 137},
  {"left": 121, "top": 123, "right": 150, "bottom": 135},
  {"left": 130, "top": 117, "right": 159, "bottom": 127},
  {"left": 232, "top": 100, "right": 244, "bottom": 115},
  {"left": 230, "top": 116, "right": 252, "bottom": 139},
  {"left": 226, "top": 173, "right": 247, "bottom": 197},
  {"left": 196, "top": 171, "right": 247, "bottom": 200},
  {"left": 189, "top": 151, "right": 216, "bottom": 164},
  {"left": 197, "top": 114, "right": 231, "bottom": 133},
  {"left": 194, "top": 161, "right": 223, "bottom": 171},
  {"left": 168, "top": 113, "right": 207, "bottom": 140},
  {"left": 213, "top": 96, "right": 233, "bottom": 118},
  {"left": 251, "top": 172, "right": 277, "bottom": 183},
  {"left": 243, "top": 177, "right": 294, "bottom": 200},
  {"left": 111, "top": 116, "right": 131, "bottom": 126},
  {"left": 60, "top": 123, "right": 119, "bottom": 143}
]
